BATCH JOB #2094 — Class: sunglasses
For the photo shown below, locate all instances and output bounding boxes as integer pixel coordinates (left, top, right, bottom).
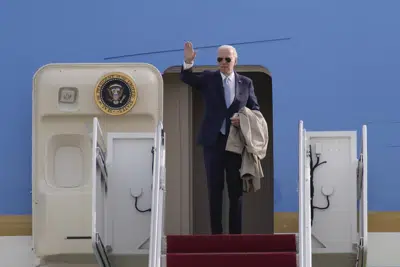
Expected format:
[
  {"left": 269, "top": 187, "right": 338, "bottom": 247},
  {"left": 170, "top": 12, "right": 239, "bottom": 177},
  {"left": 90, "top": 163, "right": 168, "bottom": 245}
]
[{"left": 217, "top": 57, "right": 232, "bottom": 63}]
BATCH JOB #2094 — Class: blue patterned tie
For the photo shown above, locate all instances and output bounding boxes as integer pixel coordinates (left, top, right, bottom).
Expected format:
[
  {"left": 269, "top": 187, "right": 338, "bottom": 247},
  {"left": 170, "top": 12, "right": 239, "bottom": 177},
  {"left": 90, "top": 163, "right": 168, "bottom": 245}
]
[
  {"left": 224, "top": 77, "right": 231, "bottom": 107},
  {"left": 220, "top": 77, "right": 230, "bottom": 134}
]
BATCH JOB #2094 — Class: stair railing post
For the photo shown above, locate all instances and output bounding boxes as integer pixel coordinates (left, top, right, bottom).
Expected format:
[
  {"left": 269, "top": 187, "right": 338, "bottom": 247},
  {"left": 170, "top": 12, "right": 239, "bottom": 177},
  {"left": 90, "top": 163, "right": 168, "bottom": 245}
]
[
  {"left": 298, "top": 121, "right": 305, "bottom": 267},
  {"left": 148, "top": 121, "right": 165, "bottom": 267},
  {"left": 358, "top": 125, "right": 368, "bottom": 267},
  {"left": 304, "top": 140, "right": 312, "bottom": 267}
]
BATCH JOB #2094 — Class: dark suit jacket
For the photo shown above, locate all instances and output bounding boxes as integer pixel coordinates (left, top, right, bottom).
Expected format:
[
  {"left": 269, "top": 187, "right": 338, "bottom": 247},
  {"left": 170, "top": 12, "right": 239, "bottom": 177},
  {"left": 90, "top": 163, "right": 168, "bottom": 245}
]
[{"left": 180, "top": 66, "right": 260, "bottom": 147}]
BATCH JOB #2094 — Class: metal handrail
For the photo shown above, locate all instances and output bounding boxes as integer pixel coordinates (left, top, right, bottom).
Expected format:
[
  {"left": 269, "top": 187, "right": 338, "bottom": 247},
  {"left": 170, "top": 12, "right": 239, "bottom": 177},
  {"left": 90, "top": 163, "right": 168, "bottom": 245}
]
[
  {"left": 298, "top": 121, "right": 306, "bottom": 267},
  {"left": 298, "top": 120, "right": 312, "bottom": 267},
  {"left": 148, "top": 121, "right": 166, "bottom": 267},
  {"left": 92, "top": 117, "right": 111, "bottom": 267},
  {"left": 304, "top": 144, "right": 312, "bottom": 267},
  {"left": 356, "top": 125, "right": 368, "bottom": 267}
]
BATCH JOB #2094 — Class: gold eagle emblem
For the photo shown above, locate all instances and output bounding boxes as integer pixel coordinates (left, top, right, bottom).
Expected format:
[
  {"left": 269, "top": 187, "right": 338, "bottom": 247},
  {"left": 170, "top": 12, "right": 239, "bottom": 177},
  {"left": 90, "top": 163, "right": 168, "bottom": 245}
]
[{"left": 94, "top": 72, "right": 138, "bottom": 115}]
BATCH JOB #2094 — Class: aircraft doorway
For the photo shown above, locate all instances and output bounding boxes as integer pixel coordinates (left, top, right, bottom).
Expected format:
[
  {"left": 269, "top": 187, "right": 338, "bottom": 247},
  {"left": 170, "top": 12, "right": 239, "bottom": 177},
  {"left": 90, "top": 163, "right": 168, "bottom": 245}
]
[{"left": 162, "top": 65, "right": 273, "bottom": 235}]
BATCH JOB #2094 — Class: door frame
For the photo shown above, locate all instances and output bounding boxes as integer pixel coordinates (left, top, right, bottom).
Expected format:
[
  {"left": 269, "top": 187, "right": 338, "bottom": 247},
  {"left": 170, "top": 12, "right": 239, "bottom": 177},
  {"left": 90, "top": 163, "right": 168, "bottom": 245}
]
[{"left": 163, "top": 65, "right": 272, "bottom": 234}]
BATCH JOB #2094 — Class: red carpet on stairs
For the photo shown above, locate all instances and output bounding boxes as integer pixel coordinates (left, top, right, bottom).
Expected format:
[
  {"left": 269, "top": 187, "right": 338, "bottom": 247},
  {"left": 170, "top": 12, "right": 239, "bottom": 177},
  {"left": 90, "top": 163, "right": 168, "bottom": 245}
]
[{"left": 167, "top": 234, "right": 297, "bottom": 267}]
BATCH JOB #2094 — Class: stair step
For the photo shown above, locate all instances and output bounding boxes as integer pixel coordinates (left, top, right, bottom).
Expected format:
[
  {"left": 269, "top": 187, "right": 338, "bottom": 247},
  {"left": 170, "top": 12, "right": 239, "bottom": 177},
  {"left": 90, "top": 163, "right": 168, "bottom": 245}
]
[
  {"left": 167, "top": 252, "right": 297, "bottom": 267},
  {"left": 167, "top": 234, "right": 297, "bottom": 253}
]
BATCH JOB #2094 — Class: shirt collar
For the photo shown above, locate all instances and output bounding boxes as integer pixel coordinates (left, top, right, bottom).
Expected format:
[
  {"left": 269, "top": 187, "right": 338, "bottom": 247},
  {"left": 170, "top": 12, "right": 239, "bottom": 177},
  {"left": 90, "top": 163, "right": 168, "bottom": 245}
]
[{"left": 220, "top": 71, "right": 235, "bottom": 81}]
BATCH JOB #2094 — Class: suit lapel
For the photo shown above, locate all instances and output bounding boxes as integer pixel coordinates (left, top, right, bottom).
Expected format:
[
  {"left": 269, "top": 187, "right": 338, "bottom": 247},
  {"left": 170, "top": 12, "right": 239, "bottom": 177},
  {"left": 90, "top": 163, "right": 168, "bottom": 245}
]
[
  {"left": 214, "top": 71, "right": 226, "bottom": 106},
  {"left": 234, "top": 71, "right": 240, "bottom": 101}
]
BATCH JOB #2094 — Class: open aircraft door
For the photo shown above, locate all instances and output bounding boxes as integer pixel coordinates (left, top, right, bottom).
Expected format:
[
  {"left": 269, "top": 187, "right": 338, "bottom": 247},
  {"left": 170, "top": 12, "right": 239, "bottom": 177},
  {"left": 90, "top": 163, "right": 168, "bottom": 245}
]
[{"left": 32, "top": 63, "right": 163, "bottom": 267}]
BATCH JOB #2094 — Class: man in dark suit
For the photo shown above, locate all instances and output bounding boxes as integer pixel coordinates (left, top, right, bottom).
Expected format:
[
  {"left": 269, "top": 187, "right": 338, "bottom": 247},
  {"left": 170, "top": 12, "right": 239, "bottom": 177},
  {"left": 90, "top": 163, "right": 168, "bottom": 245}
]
[{"left": 180, "top": 41, "right": 260, "bottom": 234}]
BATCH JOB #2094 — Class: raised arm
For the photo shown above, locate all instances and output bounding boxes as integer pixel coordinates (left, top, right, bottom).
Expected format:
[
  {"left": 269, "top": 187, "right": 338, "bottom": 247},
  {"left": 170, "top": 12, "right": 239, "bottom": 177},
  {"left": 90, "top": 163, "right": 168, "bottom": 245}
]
[{"left": 179, "top": 42, "right": 205, "bottom": 89}]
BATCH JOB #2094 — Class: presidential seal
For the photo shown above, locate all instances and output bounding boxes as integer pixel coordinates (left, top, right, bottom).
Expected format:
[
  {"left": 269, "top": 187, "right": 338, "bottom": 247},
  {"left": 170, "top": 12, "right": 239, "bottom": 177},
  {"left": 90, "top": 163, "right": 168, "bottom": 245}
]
[{"left": 94, "top": 72, "right": 138, "bottom": 115}]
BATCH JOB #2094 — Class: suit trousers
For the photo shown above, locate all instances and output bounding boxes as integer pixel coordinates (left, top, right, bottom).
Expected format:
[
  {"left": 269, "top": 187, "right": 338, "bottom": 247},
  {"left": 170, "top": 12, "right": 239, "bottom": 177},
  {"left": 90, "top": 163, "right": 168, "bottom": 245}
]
[{"left": 203, "top": 133, "right": 243, "bottom": 234}]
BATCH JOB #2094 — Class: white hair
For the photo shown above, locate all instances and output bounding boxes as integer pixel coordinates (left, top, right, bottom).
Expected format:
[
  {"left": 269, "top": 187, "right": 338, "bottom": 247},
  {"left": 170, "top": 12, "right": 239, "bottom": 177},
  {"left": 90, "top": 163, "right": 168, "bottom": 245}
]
[{"left": 218, "top": 45, "right": 238, "bottom": 60}]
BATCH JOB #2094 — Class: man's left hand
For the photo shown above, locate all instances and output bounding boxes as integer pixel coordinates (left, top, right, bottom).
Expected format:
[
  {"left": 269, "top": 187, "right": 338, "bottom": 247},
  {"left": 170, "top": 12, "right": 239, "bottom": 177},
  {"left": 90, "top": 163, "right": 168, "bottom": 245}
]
[{"left": 231, "top": 116, "right": 240, "bottom": 127}]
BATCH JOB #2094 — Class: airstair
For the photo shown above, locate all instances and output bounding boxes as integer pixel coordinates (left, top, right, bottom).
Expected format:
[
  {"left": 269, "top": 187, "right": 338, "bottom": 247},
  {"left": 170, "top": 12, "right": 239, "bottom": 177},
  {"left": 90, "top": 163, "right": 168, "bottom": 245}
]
[
  {"left": 92, "top": 119, "right": 167, "bottom": 267},
  {"left": 91, "top": 120, "right": 368, "bottom": 267}
]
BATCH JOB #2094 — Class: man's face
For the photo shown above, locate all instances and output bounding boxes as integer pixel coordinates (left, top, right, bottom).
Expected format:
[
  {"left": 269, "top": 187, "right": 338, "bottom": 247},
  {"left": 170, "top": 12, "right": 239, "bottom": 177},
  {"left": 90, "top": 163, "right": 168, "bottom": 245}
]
[{"left": 217, "top": 48, "right": 236, "bottom": 75}]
